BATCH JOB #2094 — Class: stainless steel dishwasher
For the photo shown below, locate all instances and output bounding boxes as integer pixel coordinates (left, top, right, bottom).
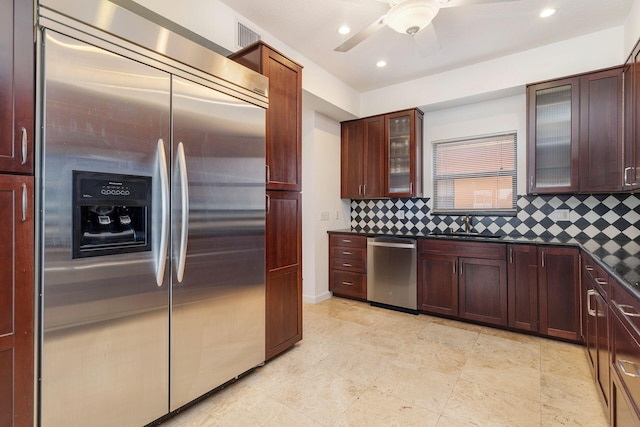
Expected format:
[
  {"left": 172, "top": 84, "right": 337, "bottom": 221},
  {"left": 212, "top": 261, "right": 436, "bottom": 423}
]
[{"left": 367, "top": 237, "right": 418, "bottom": 314}]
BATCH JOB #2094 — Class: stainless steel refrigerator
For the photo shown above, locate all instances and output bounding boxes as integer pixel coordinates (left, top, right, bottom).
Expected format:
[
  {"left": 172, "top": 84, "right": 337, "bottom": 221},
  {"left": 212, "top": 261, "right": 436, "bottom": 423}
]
[{"left": 38, "top": 4, "right": 268, "bottom": 425}]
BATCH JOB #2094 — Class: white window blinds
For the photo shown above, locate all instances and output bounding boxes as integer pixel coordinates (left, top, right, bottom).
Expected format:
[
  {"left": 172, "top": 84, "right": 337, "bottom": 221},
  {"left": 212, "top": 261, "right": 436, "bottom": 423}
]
[{"left": 433, "top": 132, "right": 517, "bottom": 214}]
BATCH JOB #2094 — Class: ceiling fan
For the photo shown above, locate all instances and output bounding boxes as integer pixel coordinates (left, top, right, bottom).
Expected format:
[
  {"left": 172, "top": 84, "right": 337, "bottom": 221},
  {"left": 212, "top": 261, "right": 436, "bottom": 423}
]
[{"left": 334, "top": 0, "right": 520, "bottom": 53}]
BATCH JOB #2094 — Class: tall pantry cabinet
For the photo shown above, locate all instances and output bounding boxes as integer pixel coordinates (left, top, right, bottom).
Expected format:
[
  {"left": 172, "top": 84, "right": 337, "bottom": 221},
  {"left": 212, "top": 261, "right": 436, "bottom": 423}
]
[
  {"left": 229, "top": 42, "right": 303, "bottom": 360},
  {"left": 0, "top": 0, "right": 35, "bottom": 426}
]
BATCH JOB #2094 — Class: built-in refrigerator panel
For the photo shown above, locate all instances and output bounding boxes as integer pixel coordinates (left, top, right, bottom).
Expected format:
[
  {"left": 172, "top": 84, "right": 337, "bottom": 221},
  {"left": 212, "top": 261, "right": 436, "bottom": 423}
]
[
  {"left": 40, "top": 30, "right": 171, "bottom": 426},
  {"left": 170, "top": 75, "right": 266, "bottom": 411}
]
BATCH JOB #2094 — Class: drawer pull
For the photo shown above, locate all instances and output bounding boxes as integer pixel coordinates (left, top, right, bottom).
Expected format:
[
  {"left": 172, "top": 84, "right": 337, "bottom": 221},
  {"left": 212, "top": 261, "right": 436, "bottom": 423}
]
[
  {"left": 342, "top": 263, "right": 353, "bottom": 267},
  {"left": 587, "top": 289, "right": 597, "bottom": 317},
  {"left": 595, "top": 278, "right": 607, "bottom": 286},
  {"left": 342, "top": 251, "right": 353, "bottom": 255},
  {"left": 613, "top": 300, "right": 640, "bottom": 318},
  {"left": 618, "top": 359, "right": 640, "bottom": 378},
  {"left": 342, "top": 239, "right": 352, "bottom": 243},
  {"left": 585, "top": 265, "right": 594, "bottom": 271},
  {"left": 341, "top": 281, "right": 354, "bottom": 286}
]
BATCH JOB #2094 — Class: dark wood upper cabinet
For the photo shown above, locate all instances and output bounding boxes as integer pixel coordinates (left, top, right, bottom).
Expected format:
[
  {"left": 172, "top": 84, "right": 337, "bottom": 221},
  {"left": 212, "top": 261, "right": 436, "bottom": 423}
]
[
  {"left": 341, "top": 116, "right": 386, "bottom": 198},
  {"left": 527, "top": 67, "right": 623, "bottom": 194},
  {"left": 341, "top": 108, "right": 422, "bottom": 199},
  {"left": 386, "top": 109, "right": 423, "bottom": 198},
  {"left": 0, "top": 0, "right": 34, "bottom": 174},
  {"left": 623, "top": 42, "right": 640, "bottom": 190},
  {"left": 579, "top": 67, "right": 623, "bottom": 192},
  {"left": 0, "top": 175, "right": 34, "bottom": 427},
  {"left": 538, "top": 246, "right": 580, "bottom": 341},
  {"left": 229, "top": 42, "right": 302, "bottom": 191},
  {"left": 507, "top": 244, "right": 538, "bottom": 332}
]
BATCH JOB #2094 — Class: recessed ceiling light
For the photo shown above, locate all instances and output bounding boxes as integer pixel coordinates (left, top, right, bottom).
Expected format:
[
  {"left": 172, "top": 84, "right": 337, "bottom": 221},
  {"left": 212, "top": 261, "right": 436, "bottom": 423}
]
[
  {"left": 540, "top": 8, "right": 556, "bottom": 18},
  {"left": 376, "top": 60, "right": 387, "bottom": 68},
  {"left": 338, "top": 25, "right": 351, "bottom": 35}
]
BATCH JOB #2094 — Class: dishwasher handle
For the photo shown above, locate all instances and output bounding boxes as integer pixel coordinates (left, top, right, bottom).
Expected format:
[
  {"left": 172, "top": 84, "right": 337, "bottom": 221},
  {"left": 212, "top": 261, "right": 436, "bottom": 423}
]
[{"left": 367, "top": 240, "right": 416, "bottom": 250}]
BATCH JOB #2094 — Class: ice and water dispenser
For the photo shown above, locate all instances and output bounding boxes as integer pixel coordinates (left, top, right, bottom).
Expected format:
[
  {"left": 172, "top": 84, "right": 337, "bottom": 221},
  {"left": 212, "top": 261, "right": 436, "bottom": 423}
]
[{"left": 72, "top": 171, "right": 152, "bottom": 258}]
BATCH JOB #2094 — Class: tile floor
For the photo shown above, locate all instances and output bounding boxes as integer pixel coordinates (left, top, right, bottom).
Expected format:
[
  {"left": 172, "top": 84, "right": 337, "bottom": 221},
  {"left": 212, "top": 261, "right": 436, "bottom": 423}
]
[{"left": 160, "top": 297, "right": 609, "bottom": 426}]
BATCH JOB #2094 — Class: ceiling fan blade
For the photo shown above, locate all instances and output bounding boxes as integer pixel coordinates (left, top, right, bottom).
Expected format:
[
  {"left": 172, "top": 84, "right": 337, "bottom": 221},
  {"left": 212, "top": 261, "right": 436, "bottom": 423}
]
[
  {"left": 334, "top": 15, "right": 386, "bottom": 52},
  {"left": 414, "top": 23, "right": 441, "bottom": 57},
  {"left": 442, "top": 0, "right": 520, "bottom": 7}
]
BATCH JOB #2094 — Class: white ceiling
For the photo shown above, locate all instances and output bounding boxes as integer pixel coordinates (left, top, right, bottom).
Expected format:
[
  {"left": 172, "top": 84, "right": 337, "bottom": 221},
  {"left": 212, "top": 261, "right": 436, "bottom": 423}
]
[{"left": 220, "top": 0, "right": 633, "bottom": 92}]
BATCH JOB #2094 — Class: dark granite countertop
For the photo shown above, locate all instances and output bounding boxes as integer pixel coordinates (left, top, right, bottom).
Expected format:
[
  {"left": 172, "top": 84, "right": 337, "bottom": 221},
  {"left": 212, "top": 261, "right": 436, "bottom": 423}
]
[{"left": 328, "top": 228, "right": 640, "bottom": 300}]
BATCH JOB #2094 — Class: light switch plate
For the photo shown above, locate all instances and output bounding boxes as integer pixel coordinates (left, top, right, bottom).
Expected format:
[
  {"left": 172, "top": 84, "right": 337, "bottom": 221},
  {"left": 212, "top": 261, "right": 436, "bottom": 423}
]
[{"left": 555, "top": 209, "right": 570, "bottom": 221}]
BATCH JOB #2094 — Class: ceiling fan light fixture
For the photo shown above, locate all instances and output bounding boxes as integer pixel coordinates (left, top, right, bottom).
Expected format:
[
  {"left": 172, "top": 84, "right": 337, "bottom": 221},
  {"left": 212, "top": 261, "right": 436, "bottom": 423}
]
[
  {"left": 338, "top": 25, "right": 351, "bottom": 35},
  {"left": 385, "top": 0, "right": 440, "bottom": 36}
]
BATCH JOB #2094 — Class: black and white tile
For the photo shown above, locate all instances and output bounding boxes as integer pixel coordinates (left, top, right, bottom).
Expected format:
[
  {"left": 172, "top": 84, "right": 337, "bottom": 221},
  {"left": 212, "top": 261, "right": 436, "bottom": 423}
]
[{"left": 350, "top": 194, "right": 640, "bottom": 242}]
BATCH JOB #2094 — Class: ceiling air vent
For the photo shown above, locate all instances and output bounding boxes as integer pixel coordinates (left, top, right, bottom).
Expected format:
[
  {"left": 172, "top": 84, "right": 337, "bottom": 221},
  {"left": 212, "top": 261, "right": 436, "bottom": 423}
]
[{"left": 237, "top": 22, "right": 261, "bottom": 49}]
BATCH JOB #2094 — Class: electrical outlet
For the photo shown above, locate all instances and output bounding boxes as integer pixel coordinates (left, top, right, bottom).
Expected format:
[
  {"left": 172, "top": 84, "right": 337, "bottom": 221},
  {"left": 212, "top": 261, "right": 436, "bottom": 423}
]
[
  {"left": 320, "top": 211, "right": 330, "bottom": 221},
  {"left": 555, "top": 209, "right": 570, "bottom": 221},
  {"left": 335, "top": 210, "right": 340, "bottom": 220},
  {"left": 397, "top": 210, "right": 405, "bottom": 220}
]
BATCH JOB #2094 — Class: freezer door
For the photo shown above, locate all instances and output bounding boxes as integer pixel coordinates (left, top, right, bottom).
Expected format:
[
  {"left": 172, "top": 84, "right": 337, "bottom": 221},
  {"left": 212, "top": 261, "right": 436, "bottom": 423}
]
[
  {"left": 170, "top": 76, "right": 266, "bottom": 410},
  {"left": 40, "top": 31, "right": 171, "bottom": 427}
]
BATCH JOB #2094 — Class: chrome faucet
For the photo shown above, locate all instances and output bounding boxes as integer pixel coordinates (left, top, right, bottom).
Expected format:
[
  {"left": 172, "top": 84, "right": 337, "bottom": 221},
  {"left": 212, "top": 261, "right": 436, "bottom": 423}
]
[{"left": 463, "top": 214, "right": 472, "bottom": 233}]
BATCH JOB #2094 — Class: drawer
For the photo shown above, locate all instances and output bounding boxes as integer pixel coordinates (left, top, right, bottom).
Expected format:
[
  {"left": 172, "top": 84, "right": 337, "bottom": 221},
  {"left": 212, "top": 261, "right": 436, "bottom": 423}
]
[
  {"left": 332, "top": 256, "right": 366, "bottom": 273},
  {"left": 583, "top": 254, "right": 609, "bottom": 297},
  {"left": 330, "top": 270, "right": 366, "bottom": 299},
  {"left": 331, "top": 247, "right": 366, "bottom": 262},
  {"left": 611, "top": 280, "right": 640, "bottom": 338},
  {"left": 611, "top": 309, "right": 640, "bottom": 417},
  {"left": 419, "top": 239, "right": 506, "bottom": 260},
  {"left": 330, "top": 234, "right": 366, "bottom": 249}
]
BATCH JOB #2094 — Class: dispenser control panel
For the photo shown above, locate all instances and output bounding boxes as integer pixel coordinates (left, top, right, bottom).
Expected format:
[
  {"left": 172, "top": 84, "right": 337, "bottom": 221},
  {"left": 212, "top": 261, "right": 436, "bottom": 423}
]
[{"left": 72, "top": 171, "right": 152, "bottom": 258}]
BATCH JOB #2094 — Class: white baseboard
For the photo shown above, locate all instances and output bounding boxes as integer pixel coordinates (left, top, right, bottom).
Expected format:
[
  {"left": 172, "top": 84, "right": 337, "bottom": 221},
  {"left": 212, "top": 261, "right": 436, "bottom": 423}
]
[{"left": 302, "top": 291, "right": 332, "bottom": 304}]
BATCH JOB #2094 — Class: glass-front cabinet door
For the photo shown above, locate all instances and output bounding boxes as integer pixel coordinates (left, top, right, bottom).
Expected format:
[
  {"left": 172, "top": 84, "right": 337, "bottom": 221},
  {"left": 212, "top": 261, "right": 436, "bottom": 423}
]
[
  {"left": 386, "top": 109, "right": 423, "bottom": 197},
  {"left": 527, "top": 77, "right": 580, "bottom": 193}
]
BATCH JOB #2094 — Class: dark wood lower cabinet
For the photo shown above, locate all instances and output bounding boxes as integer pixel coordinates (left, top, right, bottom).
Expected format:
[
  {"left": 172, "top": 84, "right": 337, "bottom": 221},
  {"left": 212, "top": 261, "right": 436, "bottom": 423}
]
[
  {"left": 328, "top": 233, "right": 367, "bottom": 300},
  {"left": 0, "top": 175, "right": 34, "bottom": 427},
  {"left": 538, "top": 246, "right": 580, "bottom": 341},
  {"left": 418, "top": 241, "right": 507, "bottom": 326},
  {"left": 507, "top": 244, "right": 538, "bottom": 331},
  {"left": 459, "top": 257, "right": 507, "bottom": 326},
  {"left": 265, "top": 190, "right": 302, "bottom": 360},
  {"left": 418, "top": 253, "right": 458, "bottom": 316}
]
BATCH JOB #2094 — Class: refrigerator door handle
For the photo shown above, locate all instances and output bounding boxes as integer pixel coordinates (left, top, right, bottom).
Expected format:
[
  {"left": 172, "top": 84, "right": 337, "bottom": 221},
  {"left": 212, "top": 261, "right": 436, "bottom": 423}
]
[
  {"left": 156, "top": 139, "right": 169, "bottom": 286},
  {"left": 176, "top": 142, "right": 189, "bottom": 283}
]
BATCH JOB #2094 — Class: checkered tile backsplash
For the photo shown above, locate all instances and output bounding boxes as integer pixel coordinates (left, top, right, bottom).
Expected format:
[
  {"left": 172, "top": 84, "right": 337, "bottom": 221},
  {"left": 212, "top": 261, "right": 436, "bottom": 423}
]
[{"left": 350, "top": 194, "right": 640, "bottom": 241}]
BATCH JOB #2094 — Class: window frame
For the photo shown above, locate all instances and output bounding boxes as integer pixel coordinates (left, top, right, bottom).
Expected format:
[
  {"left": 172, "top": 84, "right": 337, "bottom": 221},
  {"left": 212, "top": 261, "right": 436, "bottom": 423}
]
[{"left": 432, "top": 131, "right": 517, "bottom": 216}]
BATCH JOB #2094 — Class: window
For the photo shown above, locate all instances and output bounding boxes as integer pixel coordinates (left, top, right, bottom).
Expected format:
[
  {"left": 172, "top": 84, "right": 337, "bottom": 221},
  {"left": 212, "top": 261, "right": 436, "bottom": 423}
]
[{"left": 433, "top": 132, "right": 517, "bottom": 214}]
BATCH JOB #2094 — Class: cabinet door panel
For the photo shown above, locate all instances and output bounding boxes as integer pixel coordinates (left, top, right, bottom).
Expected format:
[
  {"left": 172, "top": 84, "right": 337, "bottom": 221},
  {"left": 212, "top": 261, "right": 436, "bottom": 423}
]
[
  {"left": 265, "top": 50, "right": 301, "bottom": 191},
  {"left": 459, "top": 257, "right": 507, "bottom": 326},
  {"left": 539, "top": 247, "right": 580, "bottom": 341},
  {"left": 341, "top": 120, "right": 365, "bottom": 198},
  {"left": 363, "top": 115, "right": 386, "bottom": 198},
  {"left": 0, "top": 0, "right": 34, "bottom": 174},
  {"left": 266, "top": 267, "right": 301, "bottom": 359},
  {"left": 0, "top": 175, "right": 34, "bottom": 427},
  {"left": 418, "top": 254, "right": 458, "bottom": 316},
  {"left": 507, "top": 245, "right": 538, "bottom": 331},
  {"left": 579, "top": 67, "right": 623, "bottom": 192},
  {"left": 266, "top": 190, "right": 301, "bottom": 360},
  {"left": 266, "top": 191, "right": 301, "bottom": 271},
  {"left": 527, "top": 78, "right": 580, "bottom": 193}
]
